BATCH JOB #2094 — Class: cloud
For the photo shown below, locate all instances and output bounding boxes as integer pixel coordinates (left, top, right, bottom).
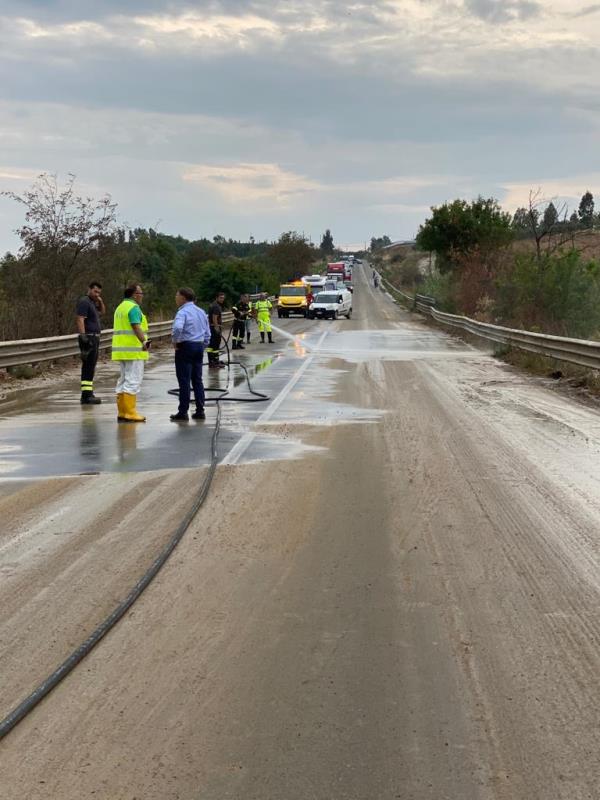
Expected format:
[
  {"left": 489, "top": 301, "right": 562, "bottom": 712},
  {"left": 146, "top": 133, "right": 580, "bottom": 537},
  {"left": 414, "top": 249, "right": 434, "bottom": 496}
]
[
  {"left": 464, "top": 0, "right": 542, "bottom": 22},
  {"left": 502, "top": 175, "right": 600, "bottom": 212},
  {"left": 183, "top": 162, "right": 319, "bottom": 207},
  {"left": 572, "top": 3, "right": 600, "bottom": 17},
  {"left": 1, "top": 0, "right": 600, "bottom": 252}
]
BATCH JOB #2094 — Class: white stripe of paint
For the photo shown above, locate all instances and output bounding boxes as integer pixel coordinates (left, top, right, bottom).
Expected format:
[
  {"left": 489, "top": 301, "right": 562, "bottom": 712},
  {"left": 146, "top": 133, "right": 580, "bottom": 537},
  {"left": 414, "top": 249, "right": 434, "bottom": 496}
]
[{"left": 221, "top": 330, "right": 329, "bottom": 466}]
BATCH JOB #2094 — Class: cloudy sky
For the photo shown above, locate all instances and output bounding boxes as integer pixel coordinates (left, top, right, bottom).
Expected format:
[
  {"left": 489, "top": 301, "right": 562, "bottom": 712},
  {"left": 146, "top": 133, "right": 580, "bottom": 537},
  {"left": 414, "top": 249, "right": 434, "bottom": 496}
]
[{"left": 1, "top": 0, "right": 599, "bottom": 252}]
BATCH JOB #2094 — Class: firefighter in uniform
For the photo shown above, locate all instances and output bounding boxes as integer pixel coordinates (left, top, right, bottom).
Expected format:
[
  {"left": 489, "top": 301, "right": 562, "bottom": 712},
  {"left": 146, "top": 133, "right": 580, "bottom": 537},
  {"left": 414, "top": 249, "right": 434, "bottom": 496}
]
[
  {"left": 231, "top": 293, "right": 251, "bottom": 350},
  {"left": 206, "top": 290, "right": 226, "bottom": 368},
  {"left": 246, "top": 298, "right": 254, "bottom": 344},
  {"left": 254, "top": 293, "right": 274, "bottom": 343},
  {"left": 111, "top": 283, "right": 150, "bottom": 422}
]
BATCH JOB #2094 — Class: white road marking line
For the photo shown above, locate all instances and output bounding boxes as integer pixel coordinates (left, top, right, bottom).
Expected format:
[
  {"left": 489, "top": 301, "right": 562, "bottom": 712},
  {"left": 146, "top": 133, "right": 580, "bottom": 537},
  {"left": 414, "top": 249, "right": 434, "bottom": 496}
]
[{"left": 221, "top": 330, "right": 329, "bottom": 466}]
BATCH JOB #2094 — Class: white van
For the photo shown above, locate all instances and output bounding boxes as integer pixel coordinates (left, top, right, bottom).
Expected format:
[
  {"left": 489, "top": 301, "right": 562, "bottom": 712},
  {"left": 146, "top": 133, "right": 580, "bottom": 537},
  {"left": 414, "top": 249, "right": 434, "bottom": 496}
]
[{"left": 309, "top": 289, "right": 353, "bottom": 320}]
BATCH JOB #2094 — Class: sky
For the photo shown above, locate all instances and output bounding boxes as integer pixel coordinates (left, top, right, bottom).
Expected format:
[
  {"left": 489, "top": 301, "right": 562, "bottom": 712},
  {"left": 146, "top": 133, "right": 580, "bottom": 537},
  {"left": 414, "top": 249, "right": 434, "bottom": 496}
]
[{"left": 1, "top": 0, "right": 600, "bottom": 252}]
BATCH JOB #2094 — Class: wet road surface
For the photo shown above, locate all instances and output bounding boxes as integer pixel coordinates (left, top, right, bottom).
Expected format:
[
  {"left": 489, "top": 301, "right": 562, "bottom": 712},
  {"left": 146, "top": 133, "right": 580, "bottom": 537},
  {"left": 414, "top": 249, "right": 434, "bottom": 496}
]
[
  {"left": 0, "top": 292, "right": 475, "bottom": 480},
  {"left": 1, "top": 265, "right": 600, "bottom": 799}
]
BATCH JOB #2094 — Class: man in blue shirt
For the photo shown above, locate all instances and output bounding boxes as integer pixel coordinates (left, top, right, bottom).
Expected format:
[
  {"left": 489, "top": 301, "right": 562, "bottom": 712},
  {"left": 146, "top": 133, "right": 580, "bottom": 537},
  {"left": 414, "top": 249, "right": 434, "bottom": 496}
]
[{"left": 170, "top": 287, "right": 211, "bottom": 422}]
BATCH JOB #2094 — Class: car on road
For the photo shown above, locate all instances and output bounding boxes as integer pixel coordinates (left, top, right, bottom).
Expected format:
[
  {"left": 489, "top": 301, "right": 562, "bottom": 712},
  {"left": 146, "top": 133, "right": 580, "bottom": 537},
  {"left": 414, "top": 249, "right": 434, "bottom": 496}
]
[{"left": 308, "top": 289, "right": 353, "bottom": 320}]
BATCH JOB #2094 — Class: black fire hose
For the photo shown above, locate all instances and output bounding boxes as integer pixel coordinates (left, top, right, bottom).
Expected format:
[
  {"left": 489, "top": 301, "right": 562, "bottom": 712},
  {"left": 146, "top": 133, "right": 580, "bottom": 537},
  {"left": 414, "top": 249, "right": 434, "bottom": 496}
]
[
  {"left": 0, "top": 333, "right": 270, "bottom": 741},
  {"left": 167, "top": 332, "right": 271, "bottom": 404}
]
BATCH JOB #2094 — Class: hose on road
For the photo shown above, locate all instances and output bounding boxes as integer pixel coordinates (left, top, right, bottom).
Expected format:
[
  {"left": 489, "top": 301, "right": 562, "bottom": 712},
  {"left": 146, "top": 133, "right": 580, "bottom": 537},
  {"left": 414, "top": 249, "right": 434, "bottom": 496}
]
[{"left": 0, "top": 337, "right": 270, "bottom": 741}]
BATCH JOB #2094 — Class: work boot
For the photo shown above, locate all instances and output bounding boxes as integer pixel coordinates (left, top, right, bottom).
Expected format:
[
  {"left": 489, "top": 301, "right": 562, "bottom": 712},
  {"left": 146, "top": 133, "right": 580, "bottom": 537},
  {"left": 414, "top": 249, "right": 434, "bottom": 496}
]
[
  {"left": 81, "top": 391, "right": 102, "bottom": 405},
  {"left": 232, "top": 342, "right": 238, "bottom": 350},
  {"left": 267, "top": 333, "right": 274, "bottom": 344},
  {"left": 119, "top": 393, "right": 146, "bottom": 423},
  {"left": 237, "top": 342, "right": 245, "bottom": 350},
  {"left": 260, "top": 332, "right": 265, "bottom": 343},
  {"left": 116, "top": 393, "right": 126, "bottom": 420},
  {"left": 192, "top": 408, "right": 206, "bottom": 420},
  {"left": 247, "top": 335, "right": 251, "bottom": 344},
  {"left": 170, "top": 412, "right": 189, "bottom": 422}
]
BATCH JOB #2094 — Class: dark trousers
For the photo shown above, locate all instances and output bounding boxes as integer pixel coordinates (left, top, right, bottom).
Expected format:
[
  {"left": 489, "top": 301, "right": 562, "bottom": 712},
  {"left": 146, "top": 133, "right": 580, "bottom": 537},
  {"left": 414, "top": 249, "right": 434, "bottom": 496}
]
[
  {"left": 232, "top": 318, "right": 246, "bottom": 344},
  {"left": 175, "top": 341, "right": 205, "bottom": 414},
  {"left": 207, "top": 326, "right": 221, "bottom": 365},
  {"left": 80, "top": 335, "right": 100, "bottom": 394}
]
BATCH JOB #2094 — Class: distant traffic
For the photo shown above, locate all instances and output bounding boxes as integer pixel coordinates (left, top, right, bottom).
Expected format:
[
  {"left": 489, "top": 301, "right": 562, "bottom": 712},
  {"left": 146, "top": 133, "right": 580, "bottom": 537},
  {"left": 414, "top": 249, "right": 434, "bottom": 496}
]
[{"left": 276, "top": 254, "right": 359, "bottom": 320}]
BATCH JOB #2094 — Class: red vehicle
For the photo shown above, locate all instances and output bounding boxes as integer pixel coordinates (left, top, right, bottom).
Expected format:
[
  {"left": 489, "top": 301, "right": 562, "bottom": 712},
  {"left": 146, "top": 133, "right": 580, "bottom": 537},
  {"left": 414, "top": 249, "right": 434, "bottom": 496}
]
[{"left": 327, "top": 261, "right": 350, "bottom": 281}]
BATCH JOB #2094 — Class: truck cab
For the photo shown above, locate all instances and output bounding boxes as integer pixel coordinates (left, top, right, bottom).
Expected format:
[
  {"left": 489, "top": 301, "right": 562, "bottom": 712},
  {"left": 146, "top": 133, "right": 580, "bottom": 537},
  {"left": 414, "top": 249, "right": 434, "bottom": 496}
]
[{"left": 277, "top": 282, "right": 310, "bottom": 317}]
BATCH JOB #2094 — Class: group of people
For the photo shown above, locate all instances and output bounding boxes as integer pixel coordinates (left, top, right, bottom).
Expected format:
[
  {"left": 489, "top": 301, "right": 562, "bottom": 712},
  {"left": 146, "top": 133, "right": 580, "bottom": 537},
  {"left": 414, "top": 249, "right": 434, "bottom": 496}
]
[{"left": 75, "top": 282, "right": 276, "bottom": 424}]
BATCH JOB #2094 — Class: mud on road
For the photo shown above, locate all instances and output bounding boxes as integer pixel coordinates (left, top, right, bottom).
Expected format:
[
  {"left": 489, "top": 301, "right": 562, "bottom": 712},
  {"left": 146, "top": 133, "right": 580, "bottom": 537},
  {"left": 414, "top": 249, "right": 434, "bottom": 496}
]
[{"left": 1, "top": 266, "right": 599, "bottom": 799}]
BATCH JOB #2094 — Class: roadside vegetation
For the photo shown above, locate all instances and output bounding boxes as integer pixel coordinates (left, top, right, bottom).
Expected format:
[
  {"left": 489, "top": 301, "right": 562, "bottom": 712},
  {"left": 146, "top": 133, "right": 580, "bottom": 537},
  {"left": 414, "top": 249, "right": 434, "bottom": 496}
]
[
  {"left": 373, "top": 190, "right": 600, "bottom": 340},
  {"left": 0, "top": 174, "right": 347, "bottom": 340}
]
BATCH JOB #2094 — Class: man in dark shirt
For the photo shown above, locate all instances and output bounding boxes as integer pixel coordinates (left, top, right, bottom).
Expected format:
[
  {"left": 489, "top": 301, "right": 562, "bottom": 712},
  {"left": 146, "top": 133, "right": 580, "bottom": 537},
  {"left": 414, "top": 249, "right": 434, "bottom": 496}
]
[
  {"left": 76, "top": 281, "right": 105, "bottom": 404},
  {"left": 231, "top": 293, "right": 251, "bottom": 350},
  {"left": 207, "top": 291, "right": 226, "bottom": 369}
]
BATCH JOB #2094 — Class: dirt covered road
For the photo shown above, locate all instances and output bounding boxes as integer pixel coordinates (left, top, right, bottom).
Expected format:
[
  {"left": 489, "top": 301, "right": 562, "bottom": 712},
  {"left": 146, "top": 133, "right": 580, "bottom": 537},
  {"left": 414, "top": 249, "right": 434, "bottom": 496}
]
[{"left": 1, "top": 266, "right": 599, "bottom": 799}]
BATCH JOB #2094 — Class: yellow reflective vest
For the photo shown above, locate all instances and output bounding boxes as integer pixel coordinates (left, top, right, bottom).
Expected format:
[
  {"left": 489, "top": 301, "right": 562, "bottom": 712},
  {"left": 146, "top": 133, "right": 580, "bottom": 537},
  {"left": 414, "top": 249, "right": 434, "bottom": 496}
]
[
  {"left": 254, "top": 299, "right": 272, "bottom": 319},
  {"left": 111, "top": 299, "right": 149, "bottom": 361}
]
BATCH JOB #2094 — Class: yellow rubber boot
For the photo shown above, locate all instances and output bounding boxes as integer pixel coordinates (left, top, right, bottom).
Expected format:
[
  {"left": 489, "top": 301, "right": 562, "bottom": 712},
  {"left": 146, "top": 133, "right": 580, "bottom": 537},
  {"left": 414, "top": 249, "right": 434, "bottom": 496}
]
[
  {"left": 116, "top": 393, "right": 126, "bottom": 421},
  {"left": 121, "top": 393, "right": 146, "bottom": 423}
]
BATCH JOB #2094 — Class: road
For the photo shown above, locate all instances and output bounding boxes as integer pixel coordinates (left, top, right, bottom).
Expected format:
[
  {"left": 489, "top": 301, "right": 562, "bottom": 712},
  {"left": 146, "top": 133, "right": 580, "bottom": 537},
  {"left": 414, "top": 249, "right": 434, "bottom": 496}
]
[{"left": 1, "top": 265, "right": 599, "bottom": 799}]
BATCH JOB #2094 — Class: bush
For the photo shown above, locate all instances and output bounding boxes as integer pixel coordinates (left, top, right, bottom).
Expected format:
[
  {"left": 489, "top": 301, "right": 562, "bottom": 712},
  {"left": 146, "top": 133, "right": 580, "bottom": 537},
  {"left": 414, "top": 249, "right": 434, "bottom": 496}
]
[{"left": 495, "top": 250, "right": 600, "bottom": 337}]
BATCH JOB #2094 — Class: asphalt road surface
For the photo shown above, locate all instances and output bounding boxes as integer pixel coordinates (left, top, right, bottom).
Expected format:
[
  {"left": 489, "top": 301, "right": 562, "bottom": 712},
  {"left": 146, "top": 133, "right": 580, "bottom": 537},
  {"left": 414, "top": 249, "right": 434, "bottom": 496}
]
[{"left": 1, "top": 265, "right": 599, "bottom": 799}]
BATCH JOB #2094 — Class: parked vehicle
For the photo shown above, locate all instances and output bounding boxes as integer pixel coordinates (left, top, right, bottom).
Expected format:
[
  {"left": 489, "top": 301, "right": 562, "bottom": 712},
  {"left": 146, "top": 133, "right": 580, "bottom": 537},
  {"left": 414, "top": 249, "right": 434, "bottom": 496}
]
[
  {"left": 327, "top": 261, "right": 350, "bottom": 281},
  {"left": 277, "top": 282, "right": 310, "bottom": 317},
  {"left": 301, "top": 274, "right": 327, "bottom": 293},
  {"left": 323, "top": 279, "right": 345, "bottom": 292},
  {"left": 308, "top": 289, "right": 353, "bottom": 320}
]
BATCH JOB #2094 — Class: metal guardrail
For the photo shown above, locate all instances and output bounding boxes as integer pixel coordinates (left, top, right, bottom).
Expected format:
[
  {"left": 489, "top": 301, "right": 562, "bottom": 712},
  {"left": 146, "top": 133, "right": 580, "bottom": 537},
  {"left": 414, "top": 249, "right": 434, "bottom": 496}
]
[
  {"left": 380, "top": 275, "right": 414, "bottom": 304},
  {"left": 380, "top": 272, "right": 600, "bottom": 371},
  {"left": 0, "top": 312, "right": 234, "bottom": 370},
  {"left": 427, "top": 308, "right": 600, "bottom": 370}
]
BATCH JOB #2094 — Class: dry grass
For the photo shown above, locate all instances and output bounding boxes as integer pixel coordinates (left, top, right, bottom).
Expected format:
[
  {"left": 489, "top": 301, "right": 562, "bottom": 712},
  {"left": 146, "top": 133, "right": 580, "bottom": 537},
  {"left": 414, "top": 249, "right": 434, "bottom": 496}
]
[{"left": 498, "top": 347, "right": 600, "bottom": 395}]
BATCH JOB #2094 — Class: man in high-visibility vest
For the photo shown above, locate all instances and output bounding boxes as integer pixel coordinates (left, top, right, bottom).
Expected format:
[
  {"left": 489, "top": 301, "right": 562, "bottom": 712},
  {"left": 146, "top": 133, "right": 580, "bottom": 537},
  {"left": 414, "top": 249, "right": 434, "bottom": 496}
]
[
  {"left": 111, "top": 283, "right": 151, "bottom": 422},
  {"left": 254, "top": 293, "right": 274, "bottom": 344}
]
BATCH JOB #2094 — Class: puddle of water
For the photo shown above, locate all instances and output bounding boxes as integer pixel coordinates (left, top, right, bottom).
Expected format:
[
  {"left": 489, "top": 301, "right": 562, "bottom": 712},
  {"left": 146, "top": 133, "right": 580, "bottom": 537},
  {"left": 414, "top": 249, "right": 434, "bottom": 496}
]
[
  {"left": 0, "top": 323, "right": 478, "bottom": 480},
  {"left": 271, "top": 327, "right": 487, "bottom": 364},
  {"left": 257, "top": 364, "right": 384, "bottom": 427}
]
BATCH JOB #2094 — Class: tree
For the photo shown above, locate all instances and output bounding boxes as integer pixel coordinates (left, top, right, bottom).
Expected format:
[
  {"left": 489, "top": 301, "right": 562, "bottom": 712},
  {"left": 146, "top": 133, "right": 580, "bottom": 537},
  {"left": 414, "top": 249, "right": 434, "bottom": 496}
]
[
  {"left": 320, "top": 229, "right": 334, "bottom": 255},
  {"left": 415, "top": 197, "right": 513, "bottom": 272},
  {"left": 543, "top": 202, "right": 558, "bottom": 231},
  {"left": 1, "top": 173, "right": 118, "bottom": 333},
  {"left": 193, "top": 259, "right": 278, "bottom": 306},
  {"left": 268, "top": 231, "right": 315, "bottom": 283},
  {"left": 524, "top": 190, "right": 568, "bottom": 262},
  {"left": 370, "top": 235, "right": 392, "bottom": 252},
  {"left": 578, "top": 191, "right": 595, "bottom": 228},
  {"left": 512, "top": 207, "right": 531, "bottom": 233}
]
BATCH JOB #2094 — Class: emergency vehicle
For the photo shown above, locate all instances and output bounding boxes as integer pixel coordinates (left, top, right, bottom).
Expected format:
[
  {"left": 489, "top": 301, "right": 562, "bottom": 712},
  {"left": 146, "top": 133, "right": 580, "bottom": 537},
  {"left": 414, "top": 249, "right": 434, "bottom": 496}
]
[{"left": 277, "top": 281, "right": 311, "bottom": 317}]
